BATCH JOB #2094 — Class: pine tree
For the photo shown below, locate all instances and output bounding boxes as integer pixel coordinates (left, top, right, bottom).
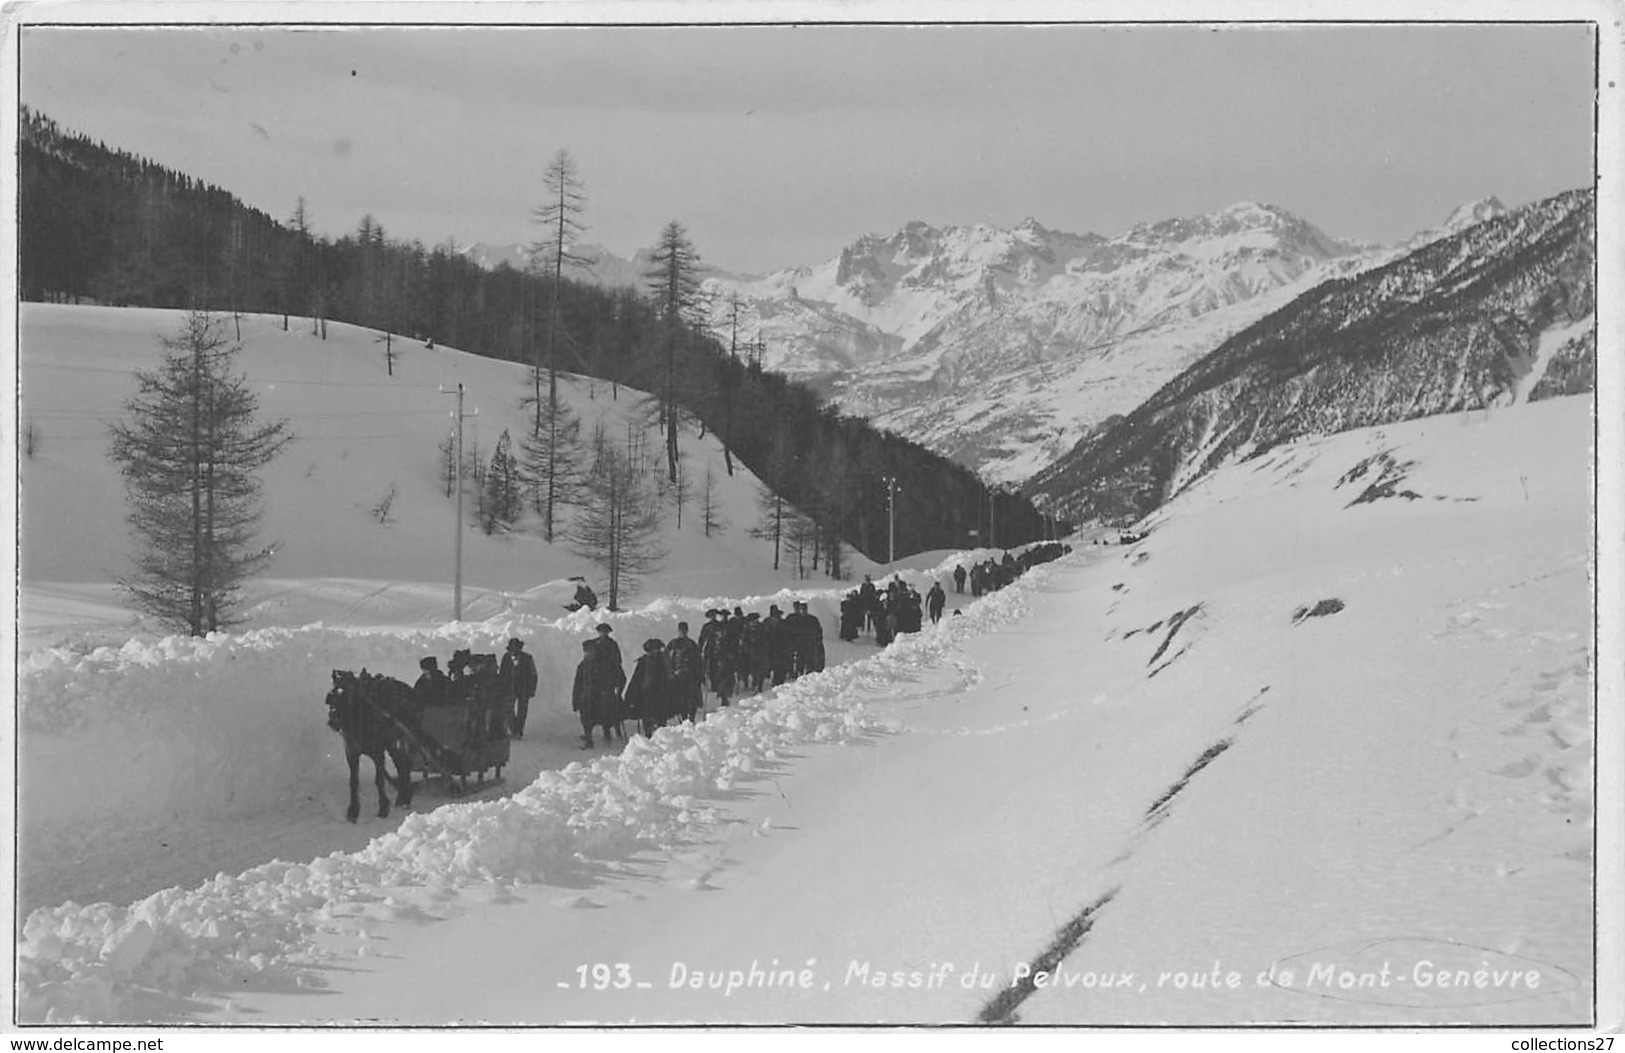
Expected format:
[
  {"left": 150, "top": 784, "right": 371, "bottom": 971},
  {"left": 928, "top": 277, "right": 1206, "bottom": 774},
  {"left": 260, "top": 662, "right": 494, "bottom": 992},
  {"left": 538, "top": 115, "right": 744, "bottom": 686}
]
[
  {"left": 108, "top": 310, "right": 291, "bottom": 635},
  {"left": 750, "top": 483, "right": 788, "bottom": 571},
  {"left": 786, "top": 509, "right": 818, "bottom": 579},
  {"left": 518, "top": 398, "right": 585, "bottom": 532},
  {"left": 465, "top": 433, "right": 485, "bottom": 527},
  {"left": 570, "top": 440, "right": 666, "bottom": 611},
  {"left": 669, "top": 450, "right": 691, "bottom": 529},
  {"left": 481, "top": 429, "right": 522, "bottom": 534},
  {"left": 700, "top": 463, "right": 729, "bottom": 538},
  {"left": 644, "top": 220, "right": 704, "bottom": 483}
]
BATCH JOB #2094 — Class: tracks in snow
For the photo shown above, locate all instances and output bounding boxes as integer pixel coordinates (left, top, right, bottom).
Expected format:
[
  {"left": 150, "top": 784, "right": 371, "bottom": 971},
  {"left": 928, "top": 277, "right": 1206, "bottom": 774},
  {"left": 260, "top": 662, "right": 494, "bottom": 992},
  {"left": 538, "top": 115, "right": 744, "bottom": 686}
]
[{"left": 976, "top": 685, "right": 1272, "bottom": 1024}]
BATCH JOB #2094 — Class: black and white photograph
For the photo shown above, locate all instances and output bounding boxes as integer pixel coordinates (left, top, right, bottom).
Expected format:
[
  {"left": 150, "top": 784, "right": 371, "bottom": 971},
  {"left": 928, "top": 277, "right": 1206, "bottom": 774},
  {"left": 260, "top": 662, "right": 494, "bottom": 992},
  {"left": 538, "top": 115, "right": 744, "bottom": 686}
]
[{"left": 6, "top": 1, "right": 1619, "bottom": 1035}]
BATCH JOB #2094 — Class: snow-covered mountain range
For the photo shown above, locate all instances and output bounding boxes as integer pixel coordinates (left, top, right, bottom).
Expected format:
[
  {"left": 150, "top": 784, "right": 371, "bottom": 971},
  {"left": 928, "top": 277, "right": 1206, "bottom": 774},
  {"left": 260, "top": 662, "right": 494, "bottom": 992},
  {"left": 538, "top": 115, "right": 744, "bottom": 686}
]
[
  {"left": 462, "top": 197, "right": 1516, "bottom": 485},
  {"left": 1026, "top": 188, "right": 1594, "bottom": 523},
  {"left": 699, "top": 199, "right": 1526, "bottom": 483}
]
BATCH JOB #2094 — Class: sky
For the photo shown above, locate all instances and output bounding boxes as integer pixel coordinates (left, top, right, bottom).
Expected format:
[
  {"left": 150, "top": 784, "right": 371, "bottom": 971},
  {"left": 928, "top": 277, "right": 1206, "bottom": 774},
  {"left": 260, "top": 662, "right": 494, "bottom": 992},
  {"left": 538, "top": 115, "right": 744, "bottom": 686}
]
[{"left": 16, "top": 14, "right": 1600, "bottom": 275}]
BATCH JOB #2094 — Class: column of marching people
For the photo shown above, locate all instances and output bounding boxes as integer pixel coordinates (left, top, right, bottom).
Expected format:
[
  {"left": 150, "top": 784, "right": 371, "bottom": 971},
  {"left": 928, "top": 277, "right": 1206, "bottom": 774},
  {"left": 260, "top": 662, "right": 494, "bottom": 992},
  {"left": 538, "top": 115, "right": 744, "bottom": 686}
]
[
  {"left": 569, "top": 600, "right": 830, "bottom": 750},
  {"left": 544, "top": 544, "right": 1075, "bottom": 751}
]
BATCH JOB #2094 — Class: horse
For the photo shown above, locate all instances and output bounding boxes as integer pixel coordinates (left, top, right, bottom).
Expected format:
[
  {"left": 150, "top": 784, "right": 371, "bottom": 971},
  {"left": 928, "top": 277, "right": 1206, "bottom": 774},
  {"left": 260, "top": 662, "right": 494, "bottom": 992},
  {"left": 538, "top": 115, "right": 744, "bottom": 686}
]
[{"left": 325, "top": 669, "right": 419, "bottom": 822}]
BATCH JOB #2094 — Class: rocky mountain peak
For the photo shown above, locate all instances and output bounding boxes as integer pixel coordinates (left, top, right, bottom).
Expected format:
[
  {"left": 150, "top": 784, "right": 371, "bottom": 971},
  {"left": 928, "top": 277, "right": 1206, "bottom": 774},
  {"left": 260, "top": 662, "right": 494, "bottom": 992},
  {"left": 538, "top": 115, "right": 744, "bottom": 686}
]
[
  {"left": 1442, "top": 196, "right": 1509, "bottom": 231},
  {"left": 1014, "top": 216, "right": 1049, "bottom": 239}
]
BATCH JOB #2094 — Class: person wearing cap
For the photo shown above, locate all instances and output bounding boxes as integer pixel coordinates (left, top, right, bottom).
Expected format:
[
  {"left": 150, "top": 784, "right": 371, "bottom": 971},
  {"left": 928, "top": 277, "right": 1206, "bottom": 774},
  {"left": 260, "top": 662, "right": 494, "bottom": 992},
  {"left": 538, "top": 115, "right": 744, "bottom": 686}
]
[
  {"left": 570, "top": 580, "right": 598, "bottom": 612},
  {"left": 413, "top": 655, "right": 449, "bottom": 708},
  {"left": 666, "top": 621, "right": 703, "bottom": 722},
  {"left": 572, "top": 641, "right": 622, "bottom": 748},
  {"left": 623, "top": 638, "right": 673, "bottom": 737},
  {"left": 858, "top": 575, "right": 879, "bottom": 635},
  {"left": 588, "top": 622, "right": 624, "bottom": 679},
  {"left": 737, "top": 612, "right": 769, "bottom": 693},
  {"left": 788, "top": 600, "right": 826, "bottom": 675},
  {"left": 699, "top": 608, "right": 735, "bottom": 708},
  {"left": 839, "top": 591, "right": 862, "bottom": 642},
  {"left": 697, "top": 609, "right": 724, "bottom": 676},
  {"left": 499, "top": 637, "right": 539, "bottom": 739},
  {"left": 764, "top": 605, "right": 791, "bottom": 686},
  {"left": 782, "top": 601, "right": 807, "bottom": 678}
]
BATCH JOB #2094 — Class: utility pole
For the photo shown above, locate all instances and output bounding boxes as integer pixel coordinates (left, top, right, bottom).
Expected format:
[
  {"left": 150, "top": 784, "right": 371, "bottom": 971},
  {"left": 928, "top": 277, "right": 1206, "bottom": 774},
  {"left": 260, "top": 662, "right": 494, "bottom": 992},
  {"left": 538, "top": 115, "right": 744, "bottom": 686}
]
[
  {"left": 883, "top": 475, "right": 898, "bottom": 565},
  {"left": 441, "top": 382, "right": 477, "bottom": 621}
]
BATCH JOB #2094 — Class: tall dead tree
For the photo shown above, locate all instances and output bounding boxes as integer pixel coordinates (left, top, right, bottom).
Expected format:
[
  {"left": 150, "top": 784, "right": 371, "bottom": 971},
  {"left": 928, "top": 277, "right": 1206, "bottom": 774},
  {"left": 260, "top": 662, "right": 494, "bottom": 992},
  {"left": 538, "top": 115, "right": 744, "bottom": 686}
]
[
  {"left": 644, "top": 220, "right": 703, "bottom": 484},
  {"left": 527, "top": 149, "right": 588, "bottom": 541}
]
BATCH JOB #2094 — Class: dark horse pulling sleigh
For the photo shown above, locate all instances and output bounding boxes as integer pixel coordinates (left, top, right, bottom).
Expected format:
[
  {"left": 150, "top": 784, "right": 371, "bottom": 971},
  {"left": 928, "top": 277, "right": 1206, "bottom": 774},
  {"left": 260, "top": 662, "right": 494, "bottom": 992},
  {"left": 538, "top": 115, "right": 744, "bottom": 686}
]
[{"left": 324, "top": 648, "right": 512, "bottom": 822}]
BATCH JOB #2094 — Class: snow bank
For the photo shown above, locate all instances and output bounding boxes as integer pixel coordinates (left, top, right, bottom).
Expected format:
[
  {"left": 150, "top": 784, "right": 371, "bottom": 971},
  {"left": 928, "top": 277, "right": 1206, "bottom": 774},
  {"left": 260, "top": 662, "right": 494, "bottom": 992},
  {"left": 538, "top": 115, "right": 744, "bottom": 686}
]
[{"left": 16, "top": 566, "right": 1037, "bottom": 1023}]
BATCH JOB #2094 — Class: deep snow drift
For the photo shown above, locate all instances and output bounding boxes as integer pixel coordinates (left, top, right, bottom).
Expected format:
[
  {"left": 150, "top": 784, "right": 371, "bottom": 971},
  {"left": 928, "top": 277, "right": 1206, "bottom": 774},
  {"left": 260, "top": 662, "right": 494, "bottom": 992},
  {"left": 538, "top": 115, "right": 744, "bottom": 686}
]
[{"left": 13, "top": 309, "right": 1602, "bottom": 1025}]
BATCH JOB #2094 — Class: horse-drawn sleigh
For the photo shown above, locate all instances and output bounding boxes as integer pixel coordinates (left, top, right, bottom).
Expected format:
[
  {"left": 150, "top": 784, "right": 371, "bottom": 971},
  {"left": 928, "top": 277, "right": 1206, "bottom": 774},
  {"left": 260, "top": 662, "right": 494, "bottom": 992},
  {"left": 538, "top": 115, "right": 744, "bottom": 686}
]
[{"left": 324, "top": 648, "right": 512, "bottom": 822}]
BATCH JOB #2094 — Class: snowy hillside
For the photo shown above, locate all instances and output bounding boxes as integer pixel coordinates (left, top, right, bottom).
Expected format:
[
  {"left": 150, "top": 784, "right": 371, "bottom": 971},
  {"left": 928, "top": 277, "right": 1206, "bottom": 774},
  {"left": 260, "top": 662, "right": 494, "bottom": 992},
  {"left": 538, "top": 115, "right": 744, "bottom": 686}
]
[
  {"left": 14, "top": 385, "right": 1596, "bottom": 1026},
  {"left": 18, "top": 303, "right": 861, "bottom": 650}
]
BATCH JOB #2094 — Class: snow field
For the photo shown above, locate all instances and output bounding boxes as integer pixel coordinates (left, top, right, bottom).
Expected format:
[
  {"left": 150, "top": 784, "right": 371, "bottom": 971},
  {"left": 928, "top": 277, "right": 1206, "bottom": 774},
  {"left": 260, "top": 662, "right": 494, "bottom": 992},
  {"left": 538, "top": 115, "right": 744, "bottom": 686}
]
[
  {"left": 1011, "top": 396, "right": 1594, "bottom": 1024},
  {"left": 15, "top": 556, "right": 1031, "bottom": 1023},
  {"left": 13, "top": 303, "right": 1600, "bottom": 1027},
  {"left": 205, "top": 387, "right": 1595, "bottom": 1025}
]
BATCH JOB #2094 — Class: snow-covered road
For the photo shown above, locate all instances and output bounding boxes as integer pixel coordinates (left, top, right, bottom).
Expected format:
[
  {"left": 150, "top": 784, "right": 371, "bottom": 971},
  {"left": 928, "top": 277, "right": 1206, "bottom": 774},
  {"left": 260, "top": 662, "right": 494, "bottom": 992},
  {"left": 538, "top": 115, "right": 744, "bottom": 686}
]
[{"left": 17, "top": 396, "right": 1600, "bottom": 1027}]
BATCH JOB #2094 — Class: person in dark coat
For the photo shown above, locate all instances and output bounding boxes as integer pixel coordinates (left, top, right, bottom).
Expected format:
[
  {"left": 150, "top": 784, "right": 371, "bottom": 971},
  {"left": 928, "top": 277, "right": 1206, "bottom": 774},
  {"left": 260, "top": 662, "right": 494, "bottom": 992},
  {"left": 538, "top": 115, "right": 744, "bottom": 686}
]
[
  {"left": 839, "top": 592, "right": 861, "bottom": 642},
  {"left": 571, "top": 641, "right": 615, "bottom": 748},
  {"left": 875, "top": 596, "right": 895, "bottom": 647},
  {"left": 952, "top": 564, "right": 967, "bottom": 594},
  {"left": 624, "top": 638, "right": 672, "bottom": 737},
  {"left": 568, "top": 580, "right": 599, "bottom": 611},
  {"left": 926, "top": 581, "right": 946, "bottom": 624},
  {"left": 666, "top": 621, "right": 704, "bottom": 722},
  {"left": 700, "top": 608, "right": 736, "bottom": 707},
  {"left": 858, "top": 576, "right": 879, "bottom": 634},
  {"left": 414, "top": 656, "right": 449, "bottom": 708},
  {"left": 697, "top": 608, "right": 723, "bottom": 662},
  {"left": 588, "top": 622, "right": 624, "bottom": 679},
  {"left": 782, "top": 602, "right": 809, "bottom": 677},
  {"left": 697, "top": 607, "right": 722, "bottom": 686},
  {"left": 739, "top": 613, "right": 769, "bottom": 693},
  {"left": 499, "top": 638, "right": 539, "bottom": 739},
  {"left": 793, "top": 600, "right": 825, "bottom": 673},
  {"left": 764, "top": 605, "right": 792, "bottom": 685}
]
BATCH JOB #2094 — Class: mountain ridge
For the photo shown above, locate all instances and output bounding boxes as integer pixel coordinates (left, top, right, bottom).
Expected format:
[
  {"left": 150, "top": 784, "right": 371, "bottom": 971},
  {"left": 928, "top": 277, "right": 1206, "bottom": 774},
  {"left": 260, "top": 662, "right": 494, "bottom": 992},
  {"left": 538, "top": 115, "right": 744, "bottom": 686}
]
[
  {"left": 1022, "top": 186, "right": 1595, "bottom": 523},
  {"left": 702, "top": 199, "right": 1386, "bottom": 481},
  {"left": 456, "top": 193, "right": 1549, "bottom": 486}
]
